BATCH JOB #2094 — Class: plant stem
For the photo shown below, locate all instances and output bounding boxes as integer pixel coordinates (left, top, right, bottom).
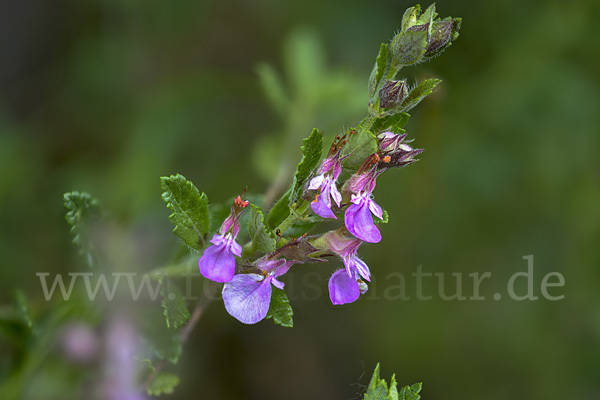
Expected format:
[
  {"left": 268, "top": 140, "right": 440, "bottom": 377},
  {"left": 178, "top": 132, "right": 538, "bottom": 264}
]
[{"left": 275, "top": 200, "right": 310, "bottom": 235}]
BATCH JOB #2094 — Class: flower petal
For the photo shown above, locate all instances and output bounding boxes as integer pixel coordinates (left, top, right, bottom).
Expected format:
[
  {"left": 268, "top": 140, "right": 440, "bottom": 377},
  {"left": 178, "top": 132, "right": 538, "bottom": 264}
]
[
  {"left": 308, "top": 174, "right": 325, "bottom": 190},
  {"left": 198, "top": 243, "right": 236, "bottom": 283},
  {"left": 328, "top": 269, "right": 360, "bottom": 305},
  {"left": 311, "top": 191, "right": 336, "bottom": 219},
  {"left": 345, "top": 199, "right": 381, "bottom": 243},
  {"left": 368, "top": 198, "right": 383, "bottom": 220},
  {"left": 223, "top": 274, "right": 272, "bottom": 324}
]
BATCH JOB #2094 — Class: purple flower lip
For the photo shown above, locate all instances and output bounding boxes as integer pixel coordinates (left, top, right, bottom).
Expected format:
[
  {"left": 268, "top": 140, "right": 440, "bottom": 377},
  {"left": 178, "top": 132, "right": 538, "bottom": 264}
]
[
  {"left": 198, "top": 195, "right": 248, "bottom": 283},
  {"left": 222, "top": 259, "right": 299, "bottom": 324},
  {"left": 198, "top": 233, "right": 242, "bottom": 283}
]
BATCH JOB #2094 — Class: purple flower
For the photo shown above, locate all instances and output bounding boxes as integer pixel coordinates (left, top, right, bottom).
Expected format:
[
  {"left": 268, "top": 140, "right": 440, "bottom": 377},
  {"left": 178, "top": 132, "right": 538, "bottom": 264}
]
[
  {"left": 325, "top": 233, "right": 370, "bottom": 305},
  {"left": 377, "top": 131, "right": 423, "bottom": 169},
  {"left": 198, "top": 196, "right": 247, "bottom": 283},
  {"left": 198, "top": 233, "right": 242, "bottom": 282},
  {"left": 308, "top": 139, "right": 344, "bottom": 219},
  {"left": 222, "top": 258, "right": 297, "bottom": 324},
  {"left": 343, "top": 157, "right": 385, "bottom": 243}
]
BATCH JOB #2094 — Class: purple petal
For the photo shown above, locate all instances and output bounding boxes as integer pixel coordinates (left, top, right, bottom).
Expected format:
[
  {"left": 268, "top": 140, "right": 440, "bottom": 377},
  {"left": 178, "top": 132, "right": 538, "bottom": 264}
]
[
  {"left": 346, "top": 256, "right": 371, "bottom": 282},
  {"left": 345, "top": 199, "right": 381, "bottom": 243},
  {"left": 311, "top": 190, "right": 336, "bottom": 219},
  {"left": 223, "top": 274, "right": 272, "bottom": 324},
  {"left": 330, "top": 182, "right": 342, "bottom": 207},
  {"left": 368, "top": 198, "right": 383, "bottom": 220},
  {"left": 198, "top": 243, "right": 236, "bottom": 283},
  {"left": 328, "top": 269, "right": 360, "bottom": 305},
  {"left": 271, "top": 278, "right": 285, "bottom": 290},
  {"left": 308, "top": 174, "right": 325, "bottom": 190}
]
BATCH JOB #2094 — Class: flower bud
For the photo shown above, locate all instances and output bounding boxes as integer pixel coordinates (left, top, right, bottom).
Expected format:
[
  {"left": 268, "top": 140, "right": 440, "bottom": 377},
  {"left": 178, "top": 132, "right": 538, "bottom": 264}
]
[
  {"left": 390, "top": 27, "right": 428, "bottom": 66},
  {"left": 379, "top": 80, "right": 408, "bottom": 109}
]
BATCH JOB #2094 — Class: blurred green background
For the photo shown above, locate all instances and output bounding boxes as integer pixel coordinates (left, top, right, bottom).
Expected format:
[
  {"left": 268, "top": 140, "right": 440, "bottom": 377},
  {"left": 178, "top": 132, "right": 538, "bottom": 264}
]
[{"left": 1, "top": 0, "right": 599, "bottom": 399}]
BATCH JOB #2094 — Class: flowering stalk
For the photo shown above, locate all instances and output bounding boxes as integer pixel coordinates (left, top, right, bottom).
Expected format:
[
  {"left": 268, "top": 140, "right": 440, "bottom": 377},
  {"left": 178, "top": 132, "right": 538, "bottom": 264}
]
[{"left": 159, "top": 3, "right": 461, "bottom": 327}]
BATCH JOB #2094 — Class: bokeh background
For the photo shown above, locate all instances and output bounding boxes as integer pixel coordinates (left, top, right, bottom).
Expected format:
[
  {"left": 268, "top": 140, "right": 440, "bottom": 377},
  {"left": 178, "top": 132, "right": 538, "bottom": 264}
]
[{"left": 1, "top": 0, "right": 599, "bottom": 399}]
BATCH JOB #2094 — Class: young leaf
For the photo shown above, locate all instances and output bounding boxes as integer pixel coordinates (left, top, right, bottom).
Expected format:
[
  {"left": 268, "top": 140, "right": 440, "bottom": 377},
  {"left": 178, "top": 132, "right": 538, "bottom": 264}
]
[
  {"left": 146, "top": 372, "right": 180, "bottom": 396},
  {"left": 160, "top": 277, "right": 190, "bottom": 330},
  {"left": 63, "top": 191, "right": 101, "bottom": 268},
  {"left": 400, "top": 79, "right": 442, "bottom": 112},
  {"left": 368, "top": 43, "right": 389, "bottom": 98},
  {"left": 249, "top": 204, "right": 277, "bottom": 253},
  {"left": 266, "top": 287, "right": 293, "bottom": 328},
  {"left": 364, "top": 363, "right": 422, "bottom": 400},
  {"left": 161, "top": 174, "right": 209, "bottom": 251},
  {"left": 364, "top": 363, "right": 398, "bottom": 400},
  {"left": 375, "top": 209, "right": 389, "bottom": 225},
  {"left": 267, "top": 189, "right": 291, "bottom": 230},
  {"left": 369, "top": 113, "right": 410, "bottom": 135},
  {"left": 399, "top": 383, "right": 422, "bottom": 400},
  {"left": 290, "top": 128, "right": 323, "bottom": 202}
]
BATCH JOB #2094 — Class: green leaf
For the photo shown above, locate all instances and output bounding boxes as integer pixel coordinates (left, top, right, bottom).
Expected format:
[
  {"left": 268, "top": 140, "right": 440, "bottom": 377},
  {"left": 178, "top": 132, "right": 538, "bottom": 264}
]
[
  {"left": 417, "top": 3, "right": 437, "bottom": 27},
  {"left": 249, "top": 204, "right": 277, "bottom": 253},
  {"left": 399, "top": 383, "right": 422, "bottom": 400},
  {"left": 375, "top": 209, "right": 389, "bottom": 225},
  {"left": 13, "top": 290, "right": 33, "bottom": 330},
  {"left": 400, "top": 78, "right": 442, "bottom": 112},
  {"left": 160, "top": 174, "right": 209, "bottom": 251},
  {"left": 364, "top": 363, "right": 422, "bottom": 400},
  {"left": 341, "top": 127, "right": 378, "bottom": 170},
  {"left": 147, "top": 372, "right": 180, "bottom": 396},
  {"left": 140, "top": 308, "right": 183, "bottom": 364},
  {"left": 267, "top": 189, "right": 291, "bottom": 230},
  {"left": 401, "top": 5, "right": 420, "bottom": 32},
  {"left": 290, "top": 128, "right": 323, "bottom": 202},
  {"left": 266, "top": 288, "right": 293, "bottom": 328},
  {"left": 256, "top": 63, "right": 289, "bottom": 117},
  {"left": 63, "top": 191, "right": 101, "bottom": 268},
  {"left": 369, "top": 113, "right": 410, "bottom": 135},
  {"left": 159, "top": 277, "right": 190, "bottom": 330},
  {"left": 368, "top": 43, "right": 389, "bottom": 98}
]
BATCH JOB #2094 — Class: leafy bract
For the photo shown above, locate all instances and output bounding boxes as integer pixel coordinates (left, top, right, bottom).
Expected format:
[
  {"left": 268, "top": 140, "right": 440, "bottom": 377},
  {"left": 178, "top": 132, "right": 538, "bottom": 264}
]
[
  {"left": 159, "top": 277, "right": 190, "bottom": 330},
  {"left": 266, "top": 287, "right": 293, "bottom": 328},
  {"left": 161, "top": 174, "right": 209, "bottom": 251}
]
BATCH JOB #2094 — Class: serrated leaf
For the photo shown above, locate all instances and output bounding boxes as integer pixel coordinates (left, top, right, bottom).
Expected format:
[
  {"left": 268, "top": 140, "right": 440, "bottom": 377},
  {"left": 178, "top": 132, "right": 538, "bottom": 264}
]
[
  {"left": 267, "top": 189, "right": 291, "bottom": 230},
  {"left": 399, "top": 382, "right": 422, "bottom": 400},
  {"left": 160, "top": 277, "right": 190, "bottom": 330},
  {"left": 249, "top": 204, "right": 276, "bottom": 253},
  {"left": 400, "top": 78, "right": 442, "bottom": 112},
  {"left": 368, "top": 43, "right": 389, "bottom": 98},
  {"left": 375, "top": 209, "right": 389, "bottom": 225},
  {"left": 341, "top": 127, "right": 378, "bottom": 170},
  {"left": 364, "top": 363, "right": 421, "bottom": 400},
  {"left": 290, "top": 128, "right": 323, "bottom": 202},
  {"left": 147, "top": 372, "right": 180, "bottom": 396},
  {"left": 63, "top": 191, "right": 101, "bottom": 268},
  {"left": 161, "top": 174, "right": 209, "bottom": 251},
  {"left": 140, "top": 311, "right": 183, "bottom": 364},
  {"left": 369, "top": 113, "right": 410, "bottom": 135},
  {"left": 266, "top": 287, "right": 293, "bottom": 328}
]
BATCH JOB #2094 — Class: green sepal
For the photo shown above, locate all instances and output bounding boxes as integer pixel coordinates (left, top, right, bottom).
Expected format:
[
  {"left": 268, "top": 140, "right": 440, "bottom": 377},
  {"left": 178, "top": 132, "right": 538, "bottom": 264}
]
[
  {"left": 266, "top": 287, "right": 293, "bottom": 328},
  {"left": 160, "top": 174, "right": 209, "bottom": 251}
]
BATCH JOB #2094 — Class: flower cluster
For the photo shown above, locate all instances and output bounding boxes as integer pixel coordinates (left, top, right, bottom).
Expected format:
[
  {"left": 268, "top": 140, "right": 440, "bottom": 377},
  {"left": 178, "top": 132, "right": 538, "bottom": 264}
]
[{"left": 198, "top": 129, "right": 422, "bottom": 324}]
